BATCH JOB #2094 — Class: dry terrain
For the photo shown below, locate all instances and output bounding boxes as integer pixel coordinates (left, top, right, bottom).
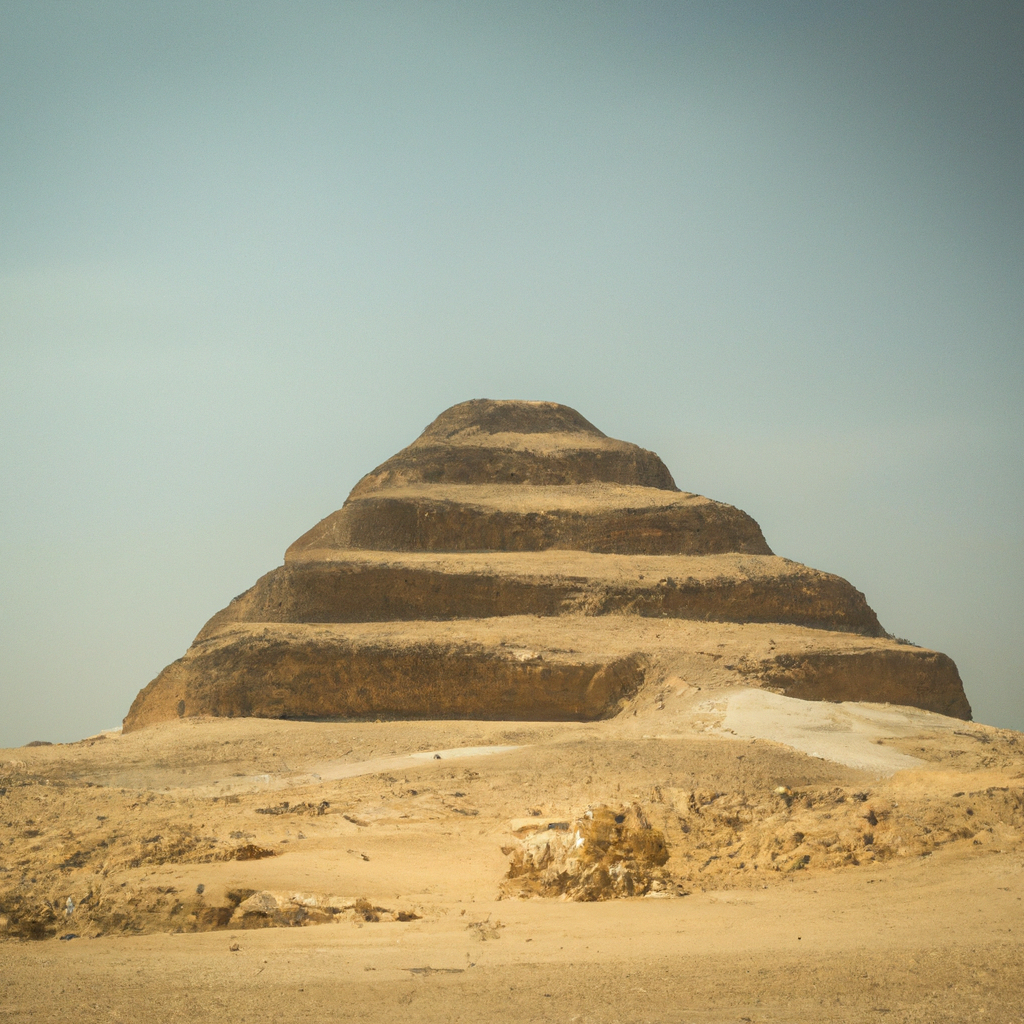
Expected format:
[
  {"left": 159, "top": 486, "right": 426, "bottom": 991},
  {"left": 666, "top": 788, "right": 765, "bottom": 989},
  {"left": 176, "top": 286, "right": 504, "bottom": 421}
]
[{"left": 3, "top": 683, "right": 1022, "bottom": 1023}]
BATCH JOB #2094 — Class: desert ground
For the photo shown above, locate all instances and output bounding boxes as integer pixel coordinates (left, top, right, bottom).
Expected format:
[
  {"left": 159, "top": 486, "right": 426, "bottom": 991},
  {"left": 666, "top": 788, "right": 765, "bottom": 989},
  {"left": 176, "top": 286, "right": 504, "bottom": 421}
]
[{"left": 3, "top": 681, "right": 1022, "bottom": 1023}]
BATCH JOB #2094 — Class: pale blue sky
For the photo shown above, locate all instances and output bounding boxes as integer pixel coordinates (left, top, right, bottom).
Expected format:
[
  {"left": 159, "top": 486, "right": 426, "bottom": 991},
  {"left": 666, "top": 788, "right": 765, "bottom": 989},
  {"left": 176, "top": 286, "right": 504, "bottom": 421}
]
[{"left": 1, "top": 2, "right": 1021, "bottom": 746}]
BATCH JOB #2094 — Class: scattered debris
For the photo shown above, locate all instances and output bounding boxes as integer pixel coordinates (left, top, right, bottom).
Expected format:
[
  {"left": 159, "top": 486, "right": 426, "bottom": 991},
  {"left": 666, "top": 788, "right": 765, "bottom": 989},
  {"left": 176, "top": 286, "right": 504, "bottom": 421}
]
[
  {"left": 466, "top": 915, "right": 504, "bottom": 940},
  {"left": 225, "top": 844, "right": 276, "bottom": 862},
  {"left": 353, "top": 898, "right": 380, "bottom": 922},
  {"left": 503, "top": 803, "right": 670, "bottom": 901},
  {"left": 238, "top": 891, "right": 280, "bottom": 915},
  {"left": 255, "top": 801, "right": 329, "bottom": 817}
]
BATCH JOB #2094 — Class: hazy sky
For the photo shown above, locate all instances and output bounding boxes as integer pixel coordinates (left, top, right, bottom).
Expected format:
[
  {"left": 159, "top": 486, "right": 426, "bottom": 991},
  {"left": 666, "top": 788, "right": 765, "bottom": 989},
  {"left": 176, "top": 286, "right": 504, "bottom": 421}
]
[{"left": 2, "top": 1, "right": 1021, "bottom": 747}]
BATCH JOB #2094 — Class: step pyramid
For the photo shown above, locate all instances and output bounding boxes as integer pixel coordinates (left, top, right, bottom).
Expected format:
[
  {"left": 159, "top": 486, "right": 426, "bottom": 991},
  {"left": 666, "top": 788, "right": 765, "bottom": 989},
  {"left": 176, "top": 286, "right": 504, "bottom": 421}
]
[{"left": 123, "top": 400, "right": 971, "bottom": 730}]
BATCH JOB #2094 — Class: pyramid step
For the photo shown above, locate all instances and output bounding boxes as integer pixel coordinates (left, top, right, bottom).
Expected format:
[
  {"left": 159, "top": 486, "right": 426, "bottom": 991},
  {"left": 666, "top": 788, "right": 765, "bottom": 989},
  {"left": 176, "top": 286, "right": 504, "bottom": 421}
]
[
  {"left": 122, "top": 618, "right": 970, "bottom": 732},
  {"left": 287, "top": 485, "right": 770, "bottom": 557},
  {"left": 351, "top": 439, "right": 679, "bottom": 494},
  {"left": 125, "top": 624, "right": 645, "bottom": 730},
  {"left": 201, "top": 551, "right": 882, "bottom": 638}
]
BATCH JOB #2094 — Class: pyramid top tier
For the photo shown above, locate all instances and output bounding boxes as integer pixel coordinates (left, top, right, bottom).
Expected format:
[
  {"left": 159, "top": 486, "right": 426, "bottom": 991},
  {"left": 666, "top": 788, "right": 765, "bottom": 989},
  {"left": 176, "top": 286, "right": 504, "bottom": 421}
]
[
  {"left": 348, "top": 399, "right": 679, "bottom": 496},
  {"left": 288, "top": 400, "right": 771, "bottom": 558}
]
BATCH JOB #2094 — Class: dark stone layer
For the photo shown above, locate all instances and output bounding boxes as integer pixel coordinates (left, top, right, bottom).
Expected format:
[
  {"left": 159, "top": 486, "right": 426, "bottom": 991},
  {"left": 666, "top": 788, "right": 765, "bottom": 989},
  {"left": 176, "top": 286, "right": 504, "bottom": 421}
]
[
  {"left": 197, "top": 560, "right": 884, "bottom": 638},
  {"left": 288, "top": 496, "right": 771, "bottom": 557},
  {"left": 746, "top": 649, "right": 972, "bottom": 720},
  {"left": 122, "top": 634, "right": 646, "bottom": 731},
  {"left": 350, "top": 444, "right": 678, "bottom": 496}
]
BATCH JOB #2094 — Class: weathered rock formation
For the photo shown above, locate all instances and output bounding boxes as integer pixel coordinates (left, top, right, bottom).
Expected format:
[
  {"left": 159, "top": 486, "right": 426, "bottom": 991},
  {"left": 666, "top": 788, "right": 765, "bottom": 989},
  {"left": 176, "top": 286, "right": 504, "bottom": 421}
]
[{"left": 123, "top": 400, "right": 971, "bottom": 730}]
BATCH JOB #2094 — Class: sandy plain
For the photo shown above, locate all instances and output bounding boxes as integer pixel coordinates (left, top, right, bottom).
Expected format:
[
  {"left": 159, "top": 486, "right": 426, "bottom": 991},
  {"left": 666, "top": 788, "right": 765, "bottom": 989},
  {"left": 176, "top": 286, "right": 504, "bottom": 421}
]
[{"left": 2, "top": 682, "right": 1023, "bottom": 1023}]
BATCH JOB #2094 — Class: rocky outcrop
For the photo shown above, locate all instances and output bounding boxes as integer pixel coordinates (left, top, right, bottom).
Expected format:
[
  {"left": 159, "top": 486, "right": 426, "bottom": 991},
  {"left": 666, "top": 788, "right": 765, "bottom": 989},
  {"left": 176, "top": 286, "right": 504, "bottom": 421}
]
[
  {"left": 502, "top": 804, "right": 671, "bottom": 900},
  {"left": 123, "top": 399, "right": 971, "bottom": 730}
]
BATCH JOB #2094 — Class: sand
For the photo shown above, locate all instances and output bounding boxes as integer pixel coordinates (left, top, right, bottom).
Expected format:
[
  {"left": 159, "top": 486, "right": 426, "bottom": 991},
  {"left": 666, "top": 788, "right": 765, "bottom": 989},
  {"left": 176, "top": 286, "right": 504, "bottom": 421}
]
[{"left": 3, "top": 683, "right": 1022, "bottom": 1022}]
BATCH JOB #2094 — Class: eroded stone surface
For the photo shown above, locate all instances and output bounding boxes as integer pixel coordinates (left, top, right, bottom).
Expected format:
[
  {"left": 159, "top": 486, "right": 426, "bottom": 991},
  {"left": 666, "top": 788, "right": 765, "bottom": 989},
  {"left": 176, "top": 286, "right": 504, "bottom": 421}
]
[
  {"left": 124, "top": 624, "right": 646, "bottom": 728},
  {"left": 287, "top": 488, "right": 770, "bottom": 556},
  {"left": 197, "top": 552, "right": 883, "bottom": 637}
]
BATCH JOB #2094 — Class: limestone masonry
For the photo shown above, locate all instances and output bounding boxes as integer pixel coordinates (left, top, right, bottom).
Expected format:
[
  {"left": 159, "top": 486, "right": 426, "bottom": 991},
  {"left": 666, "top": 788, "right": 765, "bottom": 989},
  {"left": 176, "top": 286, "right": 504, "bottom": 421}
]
[{"left": 123, "top": 400, "right": 970, "bottom": 730}]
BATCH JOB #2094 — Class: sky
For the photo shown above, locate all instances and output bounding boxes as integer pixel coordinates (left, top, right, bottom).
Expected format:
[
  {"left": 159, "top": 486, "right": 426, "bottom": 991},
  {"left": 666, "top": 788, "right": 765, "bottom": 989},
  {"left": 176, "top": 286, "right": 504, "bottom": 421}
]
[{"left": 1, "top": 1, "right": 1021, "bottom": 747}]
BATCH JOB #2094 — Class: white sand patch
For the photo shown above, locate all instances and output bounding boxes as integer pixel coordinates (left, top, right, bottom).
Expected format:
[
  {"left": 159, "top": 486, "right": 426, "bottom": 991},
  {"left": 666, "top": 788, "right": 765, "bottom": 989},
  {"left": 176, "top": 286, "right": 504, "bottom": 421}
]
[{"left": 716, "top": 689, "right": 960, "bottom": 774}]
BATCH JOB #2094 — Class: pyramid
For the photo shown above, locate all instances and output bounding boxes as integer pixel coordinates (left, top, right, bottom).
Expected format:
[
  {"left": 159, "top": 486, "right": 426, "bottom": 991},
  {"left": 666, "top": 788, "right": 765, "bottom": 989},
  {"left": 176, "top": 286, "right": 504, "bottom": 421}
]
[{"left": 123, "top": 400, "right": 970, "bottom": 731}]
